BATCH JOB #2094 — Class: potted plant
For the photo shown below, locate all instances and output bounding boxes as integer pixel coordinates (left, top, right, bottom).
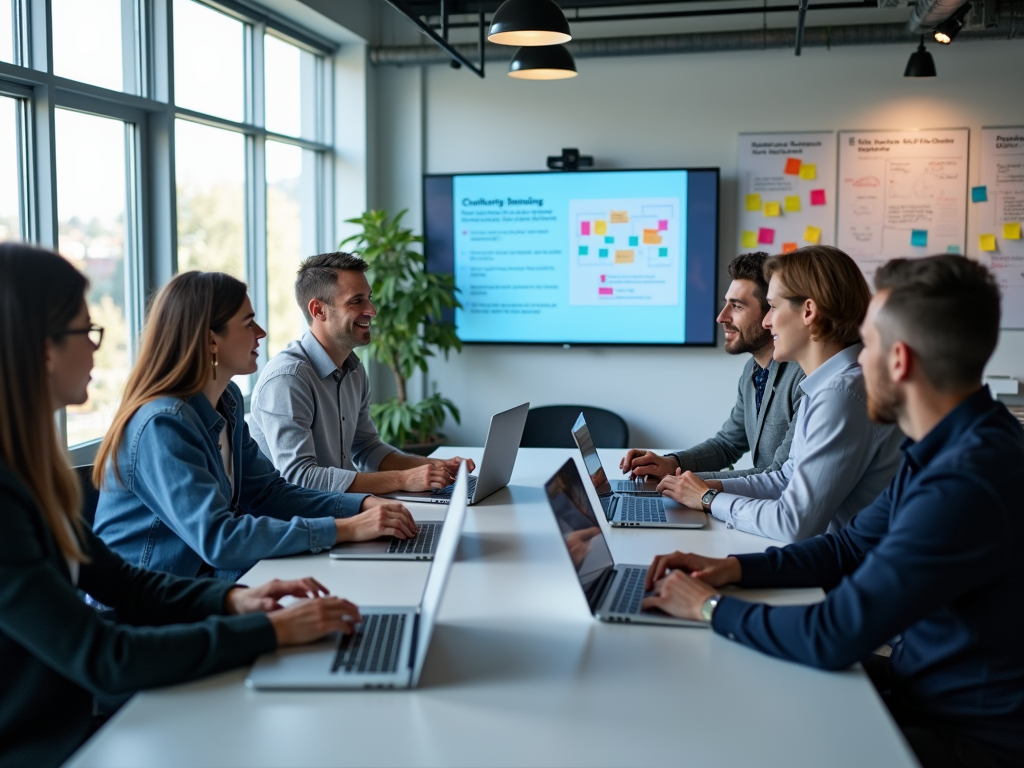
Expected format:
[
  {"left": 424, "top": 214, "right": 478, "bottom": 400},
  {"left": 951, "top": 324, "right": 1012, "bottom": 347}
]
[{"left": 340, "top": 209, "right": 463, "bottom": 454}]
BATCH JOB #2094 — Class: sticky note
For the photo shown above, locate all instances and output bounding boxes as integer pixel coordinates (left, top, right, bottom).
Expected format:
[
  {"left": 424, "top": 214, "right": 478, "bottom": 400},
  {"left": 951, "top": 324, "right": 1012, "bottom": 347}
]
[
  {"left": 979, "top": 234, "right": 997, "bottom": 252},
  {"left": 804, "top": 225, "right": 821, "bottom": 244},
  {"left": 745, "top": 194, "right": 762, "bottom": 212},
  {"left": 643, "top": 229, "right": 662, "bottom": 245},
  {"left": 580, "top": 221, "right": 590, "bottom": 236},
  {"left": 764, "top": 201, "right": 781, "bottom": 217},
  {"left": 604, "top": 236, "right": 614, "bottom": 244},
  {"left": 782, "top": 242, "right": 798, "bottom": 254},
  {"left": 971, "top": 186, "right": 988, "bottom": 203},
  {"left": 947, "top": 244, "right": 961, "bottom": 254},
  {"left": 600, "top": 274, "right": 605, "bottom": 282},
  {"left": 784, "top": 196, "right": 802, "bottom": 213},
  {"left": 598, "top": 248, "right": 609, "bottom": 258},
  {"left": 578, "top": 245, "right": 589, "bottom": 256},
  {"left": 758, "top": 228, "right": 775, "bottom": 245},
  {"left": 615, "top": 250, "right": 635, "bottom": 264},
  {"left": 628, "top": 235, "right": 639, "bottom": 247},
  {"left": 784, "top": 157, "right": 802, "bottom": 175},
  {"left": 594, "top": 220, "right": 607, "bottom": 236},
  {"left": 598, "top": 287, "right": 614, "bottom": 296},
  {"left": 741, "top": 230, "right": 758, "bottom": 249},
  {"left": 810, "top": 189, "right": 827, "bottom": 206},
  {"left": 1004, "top": 222, "right": 1022, "bottom": 240},
  {"left": 658, "top": 247, "right": 668, "bottom": 257},
  {"left": 610, "top": 210, "right": 629, "bottom": 223},
  {"left": 658, "top": 219, "right": 668, "bottom": 231},
  {"left": 799, "top": 163, "right": 817, "bottom": 181},
  {"left": 911, "top": 229, "right": 928, "bottom": 247}
]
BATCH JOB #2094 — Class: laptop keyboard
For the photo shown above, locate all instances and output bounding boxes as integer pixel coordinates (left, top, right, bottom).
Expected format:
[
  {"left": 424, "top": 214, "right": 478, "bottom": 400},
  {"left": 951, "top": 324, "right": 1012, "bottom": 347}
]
[
  {"left": 614, "top": 479, "right": 661, "bottom": 496},
  {"left": 332, "top": 613, "right": 406, "bottom": 674},
  {"left": 431, "top": 475, "right": 478, "bottom": 497},
  {"left": 609, "top": 568, "right": 647, "bottom": 614},
  {"left": 387, "top": 522, "right": 440, "bottom": 555},
  {"left": 617, "top": 496, "right": 668, "bottom": 523}
]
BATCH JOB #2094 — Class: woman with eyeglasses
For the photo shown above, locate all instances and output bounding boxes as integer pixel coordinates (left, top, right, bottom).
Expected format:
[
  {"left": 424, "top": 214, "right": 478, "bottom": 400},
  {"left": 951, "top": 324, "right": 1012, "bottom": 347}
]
[
  {"left": 91, "top": 269, "right": 416, "bottom": 581},
  {"left": 0, "top": 243, "right": 363, "bottom": 768}
]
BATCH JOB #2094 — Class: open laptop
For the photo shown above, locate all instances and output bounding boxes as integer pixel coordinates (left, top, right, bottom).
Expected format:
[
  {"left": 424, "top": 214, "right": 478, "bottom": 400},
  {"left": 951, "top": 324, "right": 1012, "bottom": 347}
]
[
  {"left": 329, "top": 517, "right": 444, "bottom": 561},
  {"left": 246, "top": 464, "right": 470, "bottom": 690},
  {"left": 383, "top": 402, "right": 529, "bottom": 506},
  {"left": 572, "top": 413, "right": 660, "bottom": 495},
  {"left": 545, "top": 459, "right": 706, "bottom": 628},
  {"left": 571, "top": 413, "right": 705, "bottom": 529}
]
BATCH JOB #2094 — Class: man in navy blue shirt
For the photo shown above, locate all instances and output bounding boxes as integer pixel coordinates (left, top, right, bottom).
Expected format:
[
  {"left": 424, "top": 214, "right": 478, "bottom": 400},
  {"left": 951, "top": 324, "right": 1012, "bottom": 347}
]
[{"left": 642, "top": 255, "right": 1024, "bottom": 768}]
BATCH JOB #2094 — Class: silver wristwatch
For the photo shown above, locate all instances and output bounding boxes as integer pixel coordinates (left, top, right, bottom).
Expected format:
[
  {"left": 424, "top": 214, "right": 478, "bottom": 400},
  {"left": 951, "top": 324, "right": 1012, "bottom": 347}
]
[
  {"left": 701, "top": 594, "right": 722, "bottom": 624},
  {"left": 700, "top": 488, "right": 719, "bottom": 511}
]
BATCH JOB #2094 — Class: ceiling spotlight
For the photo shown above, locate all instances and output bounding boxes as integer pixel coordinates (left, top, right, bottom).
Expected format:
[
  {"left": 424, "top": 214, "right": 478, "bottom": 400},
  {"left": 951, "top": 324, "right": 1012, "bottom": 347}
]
[
  {"left": 933, "top": 2, "right": 972, "bottom": 44},
  {"left": 904, "top": 35, "right": 937, "bottom": 77},
  {"left": 508, "top": 44, "right": 577, "bottom": 80},
  {"left": 488, "top": 0, "right": 572, "bottom": 47}
]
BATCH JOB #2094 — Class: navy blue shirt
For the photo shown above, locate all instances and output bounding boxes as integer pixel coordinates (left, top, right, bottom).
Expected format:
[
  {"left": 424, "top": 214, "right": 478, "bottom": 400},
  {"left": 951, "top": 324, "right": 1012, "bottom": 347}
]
[
  {"left": 713, "top": 387, "right": 1024, "bottom": 764},
  {"left": 751, "top": 360, "right": 771, "bottom": 413}
]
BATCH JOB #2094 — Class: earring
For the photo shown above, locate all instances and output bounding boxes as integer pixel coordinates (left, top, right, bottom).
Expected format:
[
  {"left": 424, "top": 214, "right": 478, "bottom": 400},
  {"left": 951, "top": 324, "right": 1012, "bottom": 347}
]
[{"left": 212, "top": 352, "right": 218, "bottom": 380}]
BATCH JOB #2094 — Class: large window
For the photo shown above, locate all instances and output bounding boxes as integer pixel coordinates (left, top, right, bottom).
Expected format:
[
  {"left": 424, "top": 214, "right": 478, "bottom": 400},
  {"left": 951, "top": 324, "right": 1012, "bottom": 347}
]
[{"left": 0, "top": 1, "right": 337, "bottom": 453}]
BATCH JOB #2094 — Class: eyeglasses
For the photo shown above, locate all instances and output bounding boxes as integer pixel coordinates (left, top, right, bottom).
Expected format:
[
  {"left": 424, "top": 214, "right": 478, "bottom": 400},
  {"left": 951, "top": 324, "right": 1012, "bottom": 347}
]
[{"left": 53, "top": 324, "right": 105, "bottom": 350}]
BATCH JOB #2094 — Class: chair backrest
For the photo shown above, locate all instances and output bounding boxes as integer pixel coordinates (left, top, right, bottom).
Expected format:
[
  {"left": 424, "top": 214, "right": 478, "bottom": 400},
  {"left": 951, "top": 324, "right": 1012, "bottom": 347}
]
[
  {"left": 73, "top": 464, "right": 100, "bottom": 529},
  {"left": 520, "top": 405, "right": 629, "bottom": 449}
]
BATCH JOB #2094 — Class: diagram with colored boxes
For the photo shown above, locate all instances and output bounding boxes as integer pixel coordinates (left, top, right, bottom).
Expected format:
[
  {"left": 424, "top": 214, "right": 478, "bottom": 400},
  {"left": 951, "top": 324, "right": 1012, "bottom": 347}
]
[{"left": 568, "top": 197, "right": 681, "bottom": 307}]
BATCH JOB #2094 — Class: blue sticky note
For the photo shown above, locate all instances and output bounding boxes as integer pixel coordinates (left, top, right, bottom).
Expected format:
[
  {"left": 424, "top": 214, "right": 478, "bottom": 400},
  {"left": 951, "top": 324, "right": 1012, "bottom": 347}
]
[
  {"left": 911, "top": 229, "right": 928, "bottom": 247},
  {"left": 947, "top": 244, "right": 961, "bottom": 254},
  {"left": 604, "top": 236, "right": 614, "bottom": 244},
  {"left": 598, "top": 248, "right": 609, "bottom": 258},
  {"left": 658, "top": 247, "right": 668, "bottom": 257},
  {"left": 628, "top": 235, "right": 639, "bottom": 247},
  {"left": 579, "top": 245, "right": 588, "bottom": 255},
  {"left": 971, "top": 186, "right": 987, "bottom": 203}
]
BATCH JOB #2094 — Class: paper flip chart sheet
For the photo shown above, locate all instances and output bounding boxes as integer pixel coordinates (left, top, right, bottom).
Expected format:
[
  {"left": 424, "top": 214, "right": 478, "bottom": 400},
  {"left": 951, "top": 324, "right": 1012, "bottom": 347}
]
[{"left": 976, "top": 127, "right": 1024, "bottom": 328}]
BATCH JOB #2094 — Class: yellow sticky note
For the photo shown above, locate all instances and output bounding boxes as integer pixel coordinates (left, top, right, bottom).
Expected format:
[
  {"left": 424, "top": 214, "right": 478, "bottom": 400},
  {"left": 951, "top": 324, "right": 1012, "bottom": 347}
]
[
  {"left": 594, "top": 220, "right": 607, "bottom": 236},
  {"left": 804, "top": 225, "right": 821, "bottom": 244},
  {"left": 764, "top": 201, "right": 781, "bottom": 217},
  {"left": 979, "top": 234, "right": 997, "bottom": 252},
  {"left": 745, "top": 194, "right": 762, "bottom": 212},
  {"left": 610, "top": 210, "right": 629, "bottom": 223},
  {"left": 799, "top": 163, "right": 817, "bottom": 181},
  {"left": 614, "top": 250, "right": 635, "bottom": 264},
  {"left": 1004, "top": 222, "right": 1022, "bottom": 240},
  {"left": 741, "top": 230, "right": 758, "bottom": 249},
  {"left": 784, "top": 196, "right": 802, "bottom": 213}
]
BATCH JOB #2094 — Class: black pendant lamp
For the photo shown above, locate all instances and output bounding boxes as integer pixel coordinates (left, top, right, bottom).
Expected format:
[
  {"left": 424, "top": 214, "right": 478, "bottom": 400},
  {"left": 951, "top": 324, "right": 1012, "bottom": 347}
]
[
  {"left": 904, "top": 36, "right": 937, "bottom": 77},
  {"left": 508, "top": 44, "right": 577, "bottom": 80},
  {"left": 488, "top": 0, "right": 572, "bottom": 47}
]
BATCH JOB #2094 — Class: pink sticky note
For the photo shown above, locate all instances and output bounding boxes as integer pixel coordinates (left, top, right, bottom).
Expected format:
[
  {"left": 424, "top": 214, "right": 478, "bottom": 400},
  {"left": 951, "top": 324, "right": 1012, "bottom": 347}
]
[
  {"left": 658, "top": 219, "right": 668, "bottom": 231},
  {"left": 758, "top": 227, "right": 775, "bottom": 245},
  {"left": 581, "top": 221, "right": 591, "bottom": 236},
  {"left": 599, "top": 287, "right": 613, "bottom": 296},
  {"left": 600, "top": 274, "right": 606, "bottom": 282},
  {"left": 810, "top": 189, "right": 826, "bottom": 206}
]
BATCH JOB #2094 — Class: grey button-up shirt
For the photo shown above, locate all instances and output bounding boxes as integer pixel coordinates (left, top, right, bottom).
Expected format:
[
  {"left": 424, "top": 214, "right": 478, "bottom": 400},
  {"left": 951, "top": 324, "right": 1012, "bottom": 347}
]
[
  {"left": 712, "top": 344, "right": 903, "bottom": 542},
  {"left": 249, "top": 330, "right": 398, "bottom": 493}
]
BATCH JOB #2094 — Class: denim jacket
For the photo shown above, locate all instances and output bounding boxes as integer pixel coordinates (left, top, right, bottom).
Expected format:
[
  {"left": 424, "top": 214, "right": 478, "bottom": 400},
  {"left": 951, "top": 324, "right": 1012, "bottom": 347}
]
[{"left": 93, "top": 382, "right": 367, "bottom": 581}]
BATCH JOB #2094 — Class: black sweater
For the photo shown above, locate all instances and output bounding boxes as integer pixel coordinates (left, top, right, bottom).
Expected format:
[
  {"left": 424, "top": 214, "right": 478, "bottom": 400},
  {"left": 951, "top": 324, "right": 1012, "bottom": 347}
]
[{"left": 0, "top": 462, "right": 277, "bottom": 768}]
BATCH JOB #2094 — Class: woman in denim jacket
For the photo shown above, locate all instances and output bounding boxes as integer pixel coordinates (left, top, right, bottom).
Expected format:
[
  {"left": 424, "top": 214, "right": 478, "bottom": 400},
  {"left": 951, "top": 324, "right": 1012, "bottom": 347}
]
[{"left": 93, "top": 271, "right": 417, "bottom": 581}]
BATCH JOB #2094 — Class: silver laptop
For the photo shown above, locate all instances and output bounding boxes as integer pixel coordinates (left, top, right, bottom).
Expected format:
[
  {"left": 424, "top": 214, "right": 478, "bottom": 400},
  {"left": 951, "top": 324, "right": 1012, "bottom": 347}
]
[
  {"left": 245, "top": 464, "right": 470, "bottom": 690},
  {"left": 545, "top": 459, "right": 706, "bottom": 628},
  {"left": 571, "top": 413, "right": 705, "bottom": 529},
  {"left": 330, "top": 519, "right": 444, "bottom": 561},
  {"left": 572, "top": 413, "right": 660, "bottom": 496},
  {"left": 383, "top": 402, "right": 529, "bottom": 506}
]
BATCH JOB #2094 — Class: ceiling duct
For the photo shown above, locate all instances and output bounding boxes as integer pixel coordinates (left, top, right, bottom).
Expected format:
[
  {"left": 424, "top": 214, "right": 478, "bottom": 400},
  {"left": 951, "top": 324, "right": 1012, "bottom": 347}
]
[{"left": 909, "top": 0, "right": 975, "bottom": 33}]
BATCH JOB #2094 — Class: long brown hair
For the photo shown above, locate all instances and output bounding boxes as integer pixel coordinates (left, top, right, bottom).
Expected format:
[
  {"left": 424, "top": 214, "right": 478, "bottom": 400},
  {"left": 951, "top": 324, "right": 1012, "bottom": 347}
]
[
  {"left": 0, "top": 243, "right": 89, "bottom": 563},
  {"left": 93, "top": 271, "right": 248, "bottom": 488}
]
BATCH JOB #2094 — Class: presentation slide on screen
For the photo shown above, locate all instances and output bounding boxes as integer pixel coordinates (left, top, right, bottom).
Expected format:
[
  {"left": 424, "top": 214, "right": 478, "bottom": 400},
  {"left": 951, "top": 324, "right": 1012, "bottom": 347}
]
[{"left": 451, "top": 171, "right": 689, "bottom": 344}]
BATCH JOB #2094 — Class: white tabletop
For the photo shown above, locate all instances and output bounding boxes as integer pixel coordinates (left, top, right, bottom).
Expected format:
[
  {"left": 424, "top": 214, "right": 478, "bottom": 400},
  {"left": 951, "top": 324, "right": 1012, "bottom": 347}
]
[{"left": 67, "top": 448, "right": 917, "bottom": 768}]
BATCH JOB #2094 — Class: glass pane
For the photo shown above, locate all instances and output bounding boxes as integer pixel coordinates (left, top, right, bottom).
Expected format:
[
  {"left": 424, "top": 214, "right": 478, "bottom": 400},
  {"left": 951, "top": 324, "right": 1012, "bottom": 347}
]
[
  {"left": 175, "top": 119, "right": 246, "bottom": 278},
  {"left": 266, "top": 141, "right": 318, "bottom": 356},
  {"left": 264, "top": 34, "right": 319, "bottom": 140},
  {"left": 0, "top": 95, "right": 21, "bottom": 241},
  {"left": 0, "top": 0, "right": 14, "bottom": 63},
  {"left": 52, "top": 0, "right": 123, "bottom": 91},
  {"left": 174, "top": 0, "right": 245, "bottom": 122},
  {"left": 55, "top": 109, "right": 130, "bottom": 447}
]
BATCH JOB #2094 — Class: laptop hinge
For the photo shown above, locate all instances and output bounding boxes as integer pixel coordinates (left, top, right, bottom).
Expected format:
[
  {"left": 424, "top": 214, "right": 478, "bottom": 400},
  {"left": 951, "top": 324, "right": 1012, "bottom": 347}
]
[
  {"left": 598, "top": 494, "right": 615, "bottom": 522},
  {"left": 586, "top": 567, "right": 617, "bottom": 613},
  {"left": 408, "top": 609, "right": 421, "bottom": 669}
]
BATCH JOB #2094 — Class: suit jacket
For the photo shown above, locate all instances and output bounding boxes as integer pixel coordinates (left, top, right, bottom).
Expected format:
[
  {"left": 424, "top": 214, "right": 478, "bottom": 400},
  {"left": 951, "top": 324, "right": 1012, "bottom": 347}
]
[
  {"left": 0, "top": 461, "right": 277, "bottom": 768},
  {"left": 668, "top": 358, "right": 805, "bottom": 480}
]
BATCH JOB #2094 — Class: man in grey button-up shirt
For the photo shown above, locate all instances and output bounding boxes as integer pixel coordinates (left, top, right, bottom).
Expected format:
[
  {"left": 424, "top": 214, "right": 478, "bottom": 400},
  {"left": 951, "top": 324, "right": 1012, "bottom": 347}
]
[{"left": 250, "top": 252, "right": 474, "bottom": 495}]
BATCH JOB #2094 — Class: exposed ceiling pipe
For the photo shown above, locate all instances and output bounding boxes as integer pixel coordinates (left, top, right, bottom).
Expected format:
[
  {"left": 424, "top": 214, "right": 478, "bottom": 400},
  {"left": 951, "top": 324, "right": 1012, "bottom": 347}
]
[
  {"left": 795, "top": 0, "right": 811, "bottom": 55},
  {"left": 370, "top": 18, "right": 1022, "bottom": 66}
]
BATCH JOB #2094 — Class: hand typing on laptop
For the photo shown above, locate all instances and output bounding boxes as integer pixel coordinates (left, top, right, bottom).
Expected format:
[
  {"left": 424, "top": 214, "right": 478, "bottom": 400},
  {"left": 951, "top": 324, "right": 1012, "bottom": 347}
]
[
  {"left": 224, "top": 576, "right": 363, "bottom": 645},
  {"left": 642, "top": 552, "right": 743, "bottom": 621},
  {"left": 656, "top": 470, "right": 724, "bottom": 509},
  {"left": 619, "top": 449, "right": 680, "bottom": 479},
  {"left": 336, "top": 499, "right": 417, "bottom": 542}
]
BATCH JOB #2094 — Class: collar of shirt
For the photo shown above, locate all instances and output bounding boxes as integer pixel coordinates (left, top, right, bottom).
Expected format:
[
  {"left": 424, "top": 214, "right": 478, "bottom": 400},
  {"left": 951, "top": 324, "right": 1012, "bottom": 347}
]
[
  {"left": 299, "top": 329, "right": 360, "bottom": 382},
  {"left": 186, "top": 387, "right": 235, "bottom": 443},
  {"left": 798, "top": 343, "right": 863, "bottom": 398},
  {"left": 901, "top": 385, "right": 995, "bottom": 472}
]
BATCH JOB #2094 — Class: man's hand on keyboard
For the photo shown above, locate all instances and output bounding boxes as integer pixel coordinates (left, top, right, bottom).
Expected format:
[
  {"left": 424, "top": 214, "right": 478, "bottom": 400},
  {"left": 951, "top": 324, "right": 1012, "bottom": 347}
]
[
  {"left": 620, "top": 450, "right": 679, "bottom": 479},
  {"left": 337, "top": 502, "right": 418, "bottom": 542},
  {"left": 645, "top": 552, "right": 742, "bottom": 591},
  {"left": 224, "top": 577, "right": 331, "bottom": 614},
  {"left": 657, "top": 470, "right": 722, "bottom": 508},
  {"left": 268, "top": 597, "right": 363, "bottom": 646},
  {"left": 641, "top": 570, "right": 717, "bottom": 622},
  {"left": 399, "top": 462, "right": 454, "bottom": 491},
  {"left": 431, "top": 455, "right": 476, "bottom": 475}
]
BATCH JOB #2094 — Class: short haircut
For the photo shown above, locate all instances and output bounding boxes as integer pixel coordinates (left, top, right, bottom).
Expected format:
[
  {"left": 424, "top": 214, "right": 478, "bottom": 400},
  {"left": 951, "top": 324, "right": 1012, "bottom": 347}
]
[
  {"left": 727, "top": 252, "right": 771, "bottom": 312},
  {"left": 294, "top": 251, "right": 368, "bottom": 323},
  {"left": 874, "top": 255, "right": 1000, "bottom": 392},
  {"left": 763, "top": 245, "right": 871, "bottom": 347}
]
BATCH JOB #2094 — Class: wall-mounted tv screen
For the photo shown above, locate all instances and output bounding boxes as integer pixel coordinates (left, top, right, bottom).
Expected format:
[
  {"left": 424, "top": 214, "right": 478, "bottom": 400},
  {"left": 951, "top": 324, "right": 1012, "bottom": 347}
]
[{"left": 423, "top": 168, "right": 719, "bottom": 346}]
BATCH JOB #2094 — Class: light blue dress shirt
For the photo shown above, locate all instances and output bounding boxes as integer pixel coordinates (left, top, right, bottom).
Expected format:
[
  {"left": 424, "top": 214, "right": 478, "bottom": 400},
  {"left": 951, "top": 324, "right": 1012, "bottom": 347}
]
[{"left": 711, "top": 344, "right": 903, "bottom": 542}]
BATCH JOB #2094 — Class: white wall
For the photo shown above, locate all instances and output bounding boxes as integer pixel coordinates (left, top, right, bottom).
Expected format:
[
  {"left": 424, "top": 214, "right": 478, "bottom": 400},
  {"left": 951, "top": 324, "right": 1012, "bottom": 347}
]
[{"left": 371, "top": 39, "right": 1024, "bottom": 449}]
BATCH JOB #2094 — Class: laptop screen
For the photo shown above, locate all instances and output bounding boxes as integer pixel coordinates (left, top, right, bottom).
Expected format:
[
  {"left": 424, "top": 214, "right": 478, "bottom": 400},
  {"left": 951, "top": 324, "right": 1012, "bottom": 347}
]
[
  {"left": 544, "top": 459, "right": 615, "bottom": 599},
  {"left": 571, "top": 413, "right": 613, "bottom": 495}
]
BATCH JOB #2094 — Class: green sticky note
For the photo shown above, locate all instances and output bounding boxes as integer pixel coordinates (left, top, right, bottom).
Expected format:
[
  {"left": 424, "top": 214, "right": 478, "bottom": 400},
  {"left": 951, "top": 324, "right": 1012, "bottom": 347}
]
[
  {"left": 579, "top": 245, "right": 588, "bottom": 256},
  {"left": 911, "top": 229, "right": 928, "bottom": 247},
  {"left": 946, "top": 244, "right": 961, "bottom": 254},
  {"left": 741, "top": 230, "right": 758, "bottom": 249},
  {"left": 605, "top": 236, "right": 614, "bottom": 244},
  {"left": 745, "top": 194, "right": 762, "bottom": 212},
  {"left": 658, "top": 247, "right": 668, "bottom": 257},
  {"left": 599, "top": 248, "right": 609, "bottom": 257},
  {"left": 971, "top": 186, "right": 987, "bottom": 203},
  {"left": 629, "top": 236, "right": 639, "bottom": 247}
]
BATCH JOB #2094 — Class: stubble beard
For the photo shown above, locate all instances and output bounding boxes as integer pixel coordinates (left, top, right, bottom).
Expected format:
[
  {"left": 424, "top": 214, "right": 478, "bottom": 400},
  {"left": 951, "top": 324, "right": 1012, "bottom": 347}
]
[{"left": 724, "top": 325, "right": 773, "bottom": 357}]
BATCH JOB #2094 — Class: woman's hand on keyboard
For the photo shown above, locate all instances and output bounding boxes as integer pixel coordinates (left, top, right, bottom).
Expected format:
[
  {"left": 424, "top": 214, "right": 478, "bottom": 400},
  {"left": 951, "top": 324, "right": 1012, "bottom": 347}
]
[
  {"left": 268, "top": 597, "right": 363, "bottom": 646},
  {"left": 337, "top": 502, "right": 418, "bottom": 542},
  {"left": 225, "top": 577, "right": 331, "bottom": 614}
]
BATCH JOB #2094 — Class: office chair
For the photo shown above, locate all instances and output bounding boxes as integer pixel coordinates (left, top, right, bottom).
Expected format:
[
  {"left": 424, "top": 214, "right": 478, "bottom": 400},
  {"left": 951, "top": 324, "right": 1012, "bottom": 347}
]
[
  {"left": 520, "top": 405, "right": 629, "bottom": 449},
  {"left": 73, "top": 464, "right": 100, "bottom": 529}
]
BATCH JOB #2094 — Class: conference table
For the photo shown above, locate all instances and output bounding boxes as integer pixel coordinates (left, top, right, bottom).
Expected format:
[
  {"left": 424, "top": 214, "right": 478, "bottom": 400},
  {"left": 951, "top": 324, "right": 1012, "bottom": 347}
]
[{"left": 66, "top": 447, "right": 918, "bottom": 768}]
